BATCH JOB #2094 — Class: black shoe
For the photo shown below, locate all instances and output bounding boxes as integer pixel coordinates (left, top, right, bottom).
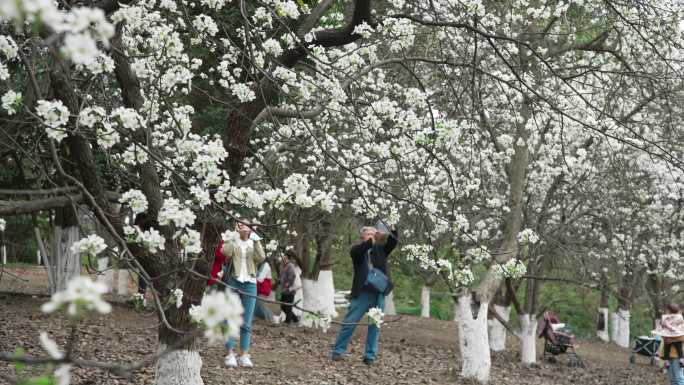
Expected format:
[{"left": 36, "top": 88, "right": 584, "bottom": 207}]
[
  {"left": 331, "top": 354, "right": 343, "bottom": 362},
  {"left": 363, "top": 358, "right": 373, "bottom": 366}
]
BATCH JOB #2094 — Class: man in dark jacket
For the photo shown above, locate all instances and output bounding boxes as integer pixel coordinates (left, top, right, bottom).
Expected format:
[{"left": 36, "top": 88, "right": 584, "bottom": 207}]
[{"left": 332, "top": 222, "right": 398, "bottom": 365}]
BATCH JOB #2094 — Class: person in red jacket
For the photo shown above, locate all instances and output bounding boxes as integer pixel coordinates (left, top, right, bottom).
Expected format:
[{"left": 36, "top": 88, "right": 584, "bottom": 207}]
[{"left": 253, "top": 260, "right": 276, "bottom": 323}]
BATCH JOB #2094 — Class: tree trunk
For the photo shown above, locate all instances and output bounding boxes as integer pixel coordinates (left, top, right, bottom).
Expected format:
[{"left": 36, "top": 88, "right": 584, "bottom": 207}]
[
  {"left": 49, "top": 207, "right": 80, "bottom": 294},
  {"left": 457, "top": 294, "right": 490, "bottom": 384},
  {"left": 519, "top": 313, "right": 537, "bottom": 365},
  {"left": 597, "top": 283, "right": 610, "bottom": 342},
  {"left": 293, "top": 265, "right": 304, "bottom": 318},
  {"left": 385, "top": 291, "right": 397, "bottom": 316},
  {"left": 96, "top": 256, "right": 112, "bottom": 293},
  {"left": 614, "top": 278, "right": 633, "bottom": 348},
  {"left": 610, "top": 312, "right": 619, "bottom": 342},
  {"left": 488, "top": 304, "right": 510, "bottom": 352},
  {"left": 301, "top": 270, "right": 337, "bottom": 326},
  {"left": 614, "top": 309, "right": 630, "bottom": 348},
  {"left": 154, "top": 346, "right": 203, "bottom": 385},
  {"left": 155, "top": 249, "right": 207, "bottom": 385},
  {"left": 117, "top": 269, "right": 130, "bottom": 295},
  {"left": 420, "top": 285, "right": 431, "bottom": 318}
]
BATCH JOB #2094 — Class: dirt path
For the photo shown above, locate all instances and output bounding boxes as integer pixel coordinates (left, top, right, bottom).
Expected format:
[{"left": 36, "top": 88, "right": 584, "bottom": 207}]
[{"left": 0, "top": 267, "right": 672, "bottom": 385}]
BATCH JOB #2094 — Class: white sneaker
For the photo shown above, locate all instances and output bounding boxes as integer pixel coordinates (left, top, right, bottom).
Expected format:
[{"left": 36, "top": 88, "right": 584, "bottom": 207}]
[
  {"left": 224, "top": 353, "right": 238, "bottom": 368},
  {"left": 238, "top": 354, "right": 253, "bottom": 368}
]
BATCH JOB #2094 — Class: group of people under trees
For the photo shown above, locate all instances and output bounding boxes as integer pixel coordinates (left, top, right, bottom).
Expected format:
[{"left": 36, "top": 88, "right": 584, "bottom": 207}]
[{"left": 189, "top": 219, "right": 399, "bottom": 369}]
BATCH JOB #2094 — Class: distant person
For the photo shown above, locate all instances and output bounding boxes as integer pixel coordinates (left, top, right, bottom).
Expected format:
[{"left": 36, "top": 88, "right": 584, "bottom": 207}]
[
  {"left": 253, "top": 259, "right": 277, "bottom": 324},
  {"left": 212, "top": 221, "right": 265, "bottom": 368},
  {"left": 279, "top": 250, "right": 299, "bottom": 324},
  {"left": 332, "top": 221, "right": 398, "bottom": 365},
  {"left": 657, "top": 303, "right": 684, "bottom": 385}
]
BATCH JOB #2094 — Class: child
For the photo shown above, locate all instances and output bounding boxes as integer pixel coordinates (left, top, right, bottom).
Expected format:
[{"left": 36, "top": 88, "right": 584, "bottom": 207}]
[{"left": 658, "top": 304, "right": 684, "bottom": 369}]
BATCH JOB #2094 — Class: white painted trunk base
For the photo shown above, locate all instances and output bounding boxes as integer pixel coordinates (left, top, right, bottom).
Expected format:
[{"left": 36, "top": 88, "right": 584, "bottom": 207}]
[
  {"left": 155, "top": 346, "right": 203, "bottom": 385},
  {"left": 615, "top": 310, "right": 630, "bottom": 348},
  {"left": 385, "top": 291, "right": 397, "bottom": 316},
  {"left": 117, "top": 269, "right": 130, "bottom": 295},
  {"left": 292, "top": 266, "right": 303, "bottom": 317},
  {"left": 48, "top": 226, "right": 80, "bottom": 294},
  {"left": 300, "top": 270, "right": 337, "bottom": 327},
  {"left": 420, "top": 286, "right": 431, "bottom": 318},
  {"left": 457, "top": 295, "right": 491, "bottom": 384},
  {"left": 596, "top": 307, "right": 609, "bottom": 342},
  {"left": 488, "top": 305, "right": 510, "bottom": 352},
  {"left": 610, "top": 312, "right": 619, "bottom": 343},
  {"left": 520, "top": 314, "right": 537, "bottom": 365},
  {"left": 96, "top": 257, "right": 112, "bottom": 293}
]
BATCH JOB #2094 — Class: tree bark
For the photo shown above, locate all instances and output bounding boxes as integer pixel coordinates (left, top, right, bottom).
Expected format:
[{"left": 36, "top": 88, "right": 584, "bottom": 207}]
[
  {"left": 457, "top": 294, "right": 490, "bottom": 384},
  {"left": 421, "top": 285, "right": 431, "bottom": 319},
  {"left": 49, "top": 206, "right": 80, "bottom": 294}
]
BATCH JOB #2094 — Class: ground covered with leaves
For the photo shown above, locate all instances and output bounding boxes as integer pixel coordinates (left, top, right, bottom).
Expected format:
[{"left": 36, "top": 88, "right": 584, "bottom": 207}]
[{"left": 0, "top": 288, "right": 671, "bottom": 385}]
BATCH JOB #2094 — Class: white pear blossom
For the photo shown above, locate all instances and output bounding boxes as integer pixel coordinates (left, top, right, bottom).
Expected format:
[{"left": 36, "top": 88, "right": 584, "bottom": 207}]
[
  {"left": 36, "top": 100, "right": 70, "bottom": 141},
  {"left": 367, "top": 307, "right": 384, "bottom": 327},
  {"left": 517, "top": 229, "right": 540, "bottom": 244},
  {"left": 61, "top": 33, "right": 98, "bottom": 66},
  {"left": 180, "top": 229, "right": 202, "bottom": 255},
  {"left": 0, "top": 218, "right": 5, "bottom": 232},
  {"left": 120, "top": 189, "right": 149, "bottom": 215},
  {"left": 190, "top": 290, "right": 244, "bottom": 344},
  {"left": 170, "top": 288, "right": 184, "bottom": 309},
  {"left": 70, "top": 234, "right": 107, "bottom": 257},
  {"left": 158, "top": 198, "right": 196, "bottom": 228},
  {"left": 39, "top": 332, "right": 64, "bottom": 359},
  {"left": 1, "top": 90, "right": 21, "bottom": 115},
  {"left": 41, "top": 276, "right": 112, "bottom": 316}
]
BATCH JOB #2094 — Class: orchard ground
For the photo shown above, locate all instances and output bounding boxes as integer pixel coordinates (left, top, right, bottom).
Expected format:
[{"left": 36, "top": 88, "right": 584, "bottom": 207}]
[{"left": 0, "top": 266, "right": 671, "bottom": 385}]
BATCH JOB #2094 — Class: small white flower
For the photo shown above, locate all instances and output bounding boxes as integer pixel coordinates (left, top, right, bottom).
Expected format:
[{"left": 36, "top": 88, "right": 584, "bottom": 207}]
[
  {"left": 367, "top": 307, "right": 384, "bottom": 327},
  {"left": 70, "top": 234, "right": 107, "bottom": 257},
  {"left": 120, "top": 189, "right": 148, "bottom": 215},
  {"left": 1, "top": 90, "right": 21, "bottom": 115},
  {"left": 54, "top": 364, "right": 72, "bottom": 385},
  {"left": 39, "top": 332, "right": 64, "bottom": 359},
  {"left": 41, "top": 276, "right": 112, "bottom": 317},
  {"left": 0, "top": 218, "right": 5, "bottom": 232},
  {"left": 191, "top": 291, "right": 244, "bottom": 344},
  {"left": 171, "top": 288, "right": 184, "bottom": 309}
]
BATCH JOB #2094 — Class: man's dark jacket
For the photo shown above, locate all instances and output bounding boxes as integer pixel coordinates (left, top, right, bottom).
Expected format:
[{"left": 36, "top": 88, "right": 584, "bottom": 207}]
[{"left": 349, "top": 229, "right": 398, "bottom": 299}]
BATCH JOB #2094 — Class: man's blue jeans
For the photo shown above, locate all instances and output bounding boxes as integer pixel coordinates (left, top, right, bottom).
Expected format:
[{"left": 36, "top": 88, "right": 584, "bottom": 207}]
[
  {"left": 668, "top": 359, "right": 684, "bottom": 385},
  {"left": 332, "top": 291, "right": 385, "bottom": 361},
  {"left": 225, "top": 277, "right": 257, "bottom": 353}
]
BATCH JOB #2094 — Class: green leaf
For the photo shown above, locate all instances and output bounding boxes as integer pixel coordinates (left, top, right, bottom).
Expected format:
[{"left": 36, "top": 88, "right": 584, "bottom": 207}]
[
  {"left": 13, "top": 347, "right": 26, "bottom": 373},
  {"left": 18, "top": 376, "right": 56, "bottom": 385},
  {"left": 295, "top": 0, "right": 305, "bottom": 6}
]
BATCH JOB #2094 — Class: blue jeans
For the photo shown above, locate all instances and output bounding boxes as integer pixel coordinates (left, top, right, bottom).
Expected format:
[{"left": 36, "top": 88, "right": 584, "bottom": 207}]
[
  {"left": 332, "top": 291, "right": 385, "bottom": 361},
  {"left": 669, "top": 359, "right": 684, "bottom": 385},
  {"left": 225, "top": 277, "right": 257, "bottom": 353}
]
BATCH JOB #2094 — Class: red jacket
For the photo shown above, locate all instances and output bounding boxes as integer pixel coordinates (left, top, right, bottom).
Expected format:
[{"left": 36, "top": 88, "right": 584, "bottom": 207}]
[
  {"left": 208, "top": 240, "right": 226, "bottom": 286},
  {"left": 257, "top": 278, "right": 272, "bottom": 296}
]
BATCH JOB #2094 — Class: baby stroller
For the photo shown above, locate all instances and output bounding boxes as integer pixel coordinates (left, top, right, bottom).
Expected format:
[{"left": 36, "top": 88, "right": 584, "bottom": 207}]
[
  {"left": 629, "top": 335, "right": 661, "bottom": 365},
  {"left": 538, "top": 311, "right": 585, "bottom": 368}
]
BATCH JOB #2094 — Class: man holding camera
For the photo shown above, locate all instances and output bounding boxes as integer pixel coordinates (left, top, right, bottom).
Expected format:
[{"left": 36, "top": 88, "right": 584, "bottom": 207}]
[{"left": 331, "top": 221, "right": 398, "bottom": 365}]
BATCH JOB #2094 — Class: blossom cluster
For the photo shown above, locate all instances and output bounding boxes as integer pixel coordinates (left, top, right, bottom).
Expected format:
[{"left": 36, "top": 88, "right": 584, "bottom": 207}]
[
  {"left": 493, "top": 259, "right": 527, "bottom": 279},
  {"left": 189, "top": 291, "right": 244, "bottom": 344},
  {"left": 41, "top": 276, "right": 112, "bottom": 317},
  {"left": 70, "top": 234, "right": 108, "bottom": 258},
  {"left": 367, "top": 307, "right": 384, "bottom": 327}
]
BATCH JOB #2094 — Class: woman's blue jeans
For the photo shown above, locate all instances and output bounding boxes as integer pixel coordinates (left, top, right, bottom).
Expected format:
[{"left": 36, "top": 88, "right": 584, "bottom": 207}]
[{"left": 225, "top": 277, "right": 257, "bottom": 353}]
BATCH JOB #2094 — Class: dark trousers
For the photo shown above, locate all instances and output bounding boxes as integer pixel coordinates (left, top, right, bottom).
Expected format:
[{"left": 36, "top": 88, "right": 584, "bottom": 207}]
[
  {"left": 280, "top": 292, "right": 298, "bottom": 323},
  {"left": 665, "top": 341, "right": 684, "bottom": 361},
  {"left": 138, "top": 275, "right": 147, "bottom": 294}
]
